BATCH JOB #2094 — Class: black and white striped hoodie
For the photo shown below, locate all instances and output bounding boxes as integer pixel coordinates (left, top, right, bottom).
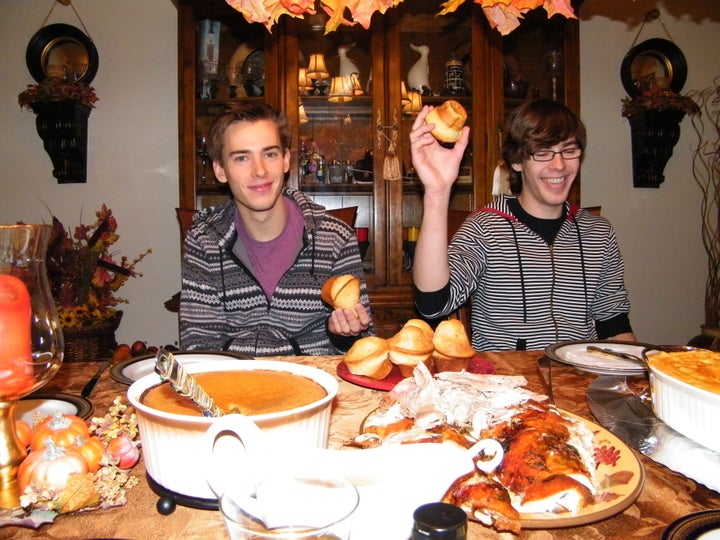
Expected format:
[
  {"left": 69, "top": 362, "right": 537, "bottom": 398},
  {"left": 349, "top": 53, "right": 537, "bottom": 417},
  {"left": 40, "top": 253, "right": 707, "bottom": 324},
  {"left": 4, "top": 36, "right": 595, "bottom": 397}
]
[{"left": 415, "top": 195, "right": 632, "bottom": 351}]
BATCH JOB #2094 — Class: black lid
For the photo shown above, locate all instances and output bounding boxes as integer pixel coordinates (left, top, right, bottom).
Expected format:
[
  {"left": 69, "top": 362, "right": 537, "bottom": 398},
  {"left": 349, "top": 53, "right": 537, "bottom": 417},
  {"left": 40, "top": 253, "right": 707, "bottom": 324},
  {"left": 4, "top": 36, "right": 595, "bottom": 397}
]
[{"left": 412, "top": 502, "right": 467, "bottom": 540}]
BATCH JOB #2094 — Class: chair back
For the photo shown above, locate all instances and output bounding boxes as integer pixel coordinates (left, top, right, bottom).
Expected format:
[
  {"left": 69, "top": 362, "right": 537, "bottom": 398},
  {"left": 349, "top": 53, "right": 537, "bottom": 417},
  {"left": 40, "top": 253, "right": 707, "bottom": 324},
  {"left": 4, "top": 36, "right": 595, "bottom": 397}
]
[{"left": 326, "top": 206, "right": 358, "bottom": 227}]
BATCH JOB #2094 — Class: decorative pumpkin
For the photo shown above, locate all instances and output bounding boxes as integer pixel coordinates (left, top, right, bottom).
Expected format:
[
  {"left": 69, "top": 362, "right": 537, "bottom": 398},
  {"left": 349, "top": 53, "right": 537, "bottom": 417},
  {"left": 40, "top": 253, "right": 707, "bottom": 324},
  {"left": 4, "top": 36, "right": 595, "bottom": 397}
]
[
  {"left": 30, "top": 412, "right": 90, "bottom": 451},
  {"left": 106, "top": 434, "right": 140, "bottom": 469},
  {"left": 18, "top": 438, "right": 88, "bottom": 492},
  {"left": 74, "top": 435, "right": 105, "bottom": 473},
  {"left": 15, "top": 419, "right": 33, "bottom": 449}
]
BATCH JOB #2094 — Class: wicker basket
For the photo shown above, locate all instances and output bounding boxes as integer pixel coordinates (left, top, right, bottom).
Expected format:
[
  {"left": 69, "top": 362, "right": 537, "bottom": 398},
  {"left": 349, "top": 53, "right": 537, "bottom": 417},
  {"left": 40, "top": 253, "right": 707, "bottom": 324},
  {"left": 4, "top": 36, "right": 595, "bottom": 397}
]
[{"left": 62, "top": 311, "right": 122, "bottom": 362}]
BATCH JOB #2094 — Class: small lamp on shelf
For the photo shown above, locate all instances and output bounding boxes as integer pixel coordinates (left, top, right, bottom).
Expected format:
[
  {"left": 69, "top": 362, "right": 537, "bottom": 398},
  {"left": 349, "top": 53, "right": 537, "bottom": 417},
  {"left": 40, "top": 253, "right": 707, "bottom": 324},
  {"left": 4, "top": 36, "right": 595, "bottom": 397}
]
[
  {"left": 403, "top": 91, "right": 423, "bottom": 115},
  {"left": 298, "top": 67, "right": 314, "bottom": 95},
  {"left": 298, "top": 102, "right": 309, "bottom": 124},
  {"left": 328, "top": 75, "right": 354, "bottom": 103},
  {"left": 307, "top": 53, "right": 330, "bottom": 95},
  {"left": 401, "top": 81, "right": 410, "bottom": 106},
  {"left": 350, "top": 73, "right": 363, "bottom": 96}
]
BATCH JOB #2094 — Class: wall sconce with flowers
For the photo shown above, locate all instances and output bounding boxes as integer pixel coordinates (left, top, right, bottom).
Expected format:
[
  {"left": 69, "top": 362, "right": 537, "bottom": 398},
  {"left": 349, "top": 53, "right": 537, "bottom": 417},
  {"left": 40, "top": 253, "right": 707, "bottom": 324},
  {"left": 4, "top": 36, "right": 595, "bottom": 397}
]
[
  {"left": 18, "top": 21, "right": 99, "bottom": 184},
  {"left": 620, "top": 35, "right": 699, "bottom": 187}
]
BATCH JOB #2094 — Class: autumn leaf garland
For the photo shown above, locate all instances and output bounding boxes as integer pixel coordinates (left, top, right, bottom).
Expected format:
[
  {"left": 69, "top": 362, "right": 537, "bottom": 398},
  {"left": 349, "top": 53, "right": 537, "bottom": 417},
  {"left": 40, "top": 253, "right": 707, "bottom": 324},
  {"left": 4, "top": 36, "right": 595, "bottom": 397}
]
[{"left": 225, "top": 0, "right": 576, "bottom": 35}]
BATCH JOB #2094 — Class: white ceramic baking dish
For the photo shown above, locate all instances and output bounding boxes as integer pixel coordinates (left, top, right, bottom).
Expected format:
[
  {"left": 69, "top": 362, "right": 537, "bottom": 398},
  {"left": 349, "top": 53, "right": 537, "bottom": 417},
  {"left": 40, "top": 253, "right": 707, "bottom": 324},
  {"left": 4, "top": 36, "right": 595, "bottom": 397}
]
[
  {"left": 127, "top": 358, "right": 338, "bottom": 500},
  {"left": 648, "top": 352, "right": 720, "bottom": 454}
]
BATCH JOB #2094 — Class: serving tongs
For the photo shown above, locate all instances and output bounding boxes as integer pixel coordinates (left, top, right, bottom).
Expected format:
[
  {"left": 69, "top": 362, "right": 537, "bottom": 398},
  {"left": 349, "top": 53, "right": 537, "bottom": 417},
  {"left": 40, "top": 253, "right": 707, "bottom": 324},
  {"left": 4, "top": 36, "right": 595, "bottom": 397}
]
[{"left": 155, "top": 347, "right": 223, "bottom": 417}]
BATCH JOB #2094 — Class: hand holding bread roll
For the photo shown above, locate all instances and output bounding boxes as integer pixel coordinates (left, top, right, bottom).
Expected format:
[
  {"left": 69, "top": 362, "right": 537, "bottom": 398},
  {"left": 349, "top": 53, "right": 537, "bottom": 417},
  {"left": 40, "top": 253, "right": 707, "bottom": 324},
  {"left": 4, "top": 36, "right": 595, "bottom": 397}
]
[
  {"left": 424, "top": 100, "right": 467, "bottom": 143},
  {"left": 321, "top": 274, "right": 361, "bottom": 310}
]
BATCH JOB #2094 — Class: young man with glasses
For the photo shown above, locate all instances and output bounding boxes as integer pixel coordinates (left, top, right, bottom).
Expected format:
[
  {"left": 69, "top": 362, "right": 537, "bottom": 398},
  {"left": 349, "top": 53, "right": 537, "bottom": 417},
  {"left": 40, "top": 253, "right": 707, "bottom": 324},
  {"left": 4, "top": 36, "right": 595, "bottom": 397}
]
[{"left": 410, "top": 99, "right": 635, "bottom": 351}]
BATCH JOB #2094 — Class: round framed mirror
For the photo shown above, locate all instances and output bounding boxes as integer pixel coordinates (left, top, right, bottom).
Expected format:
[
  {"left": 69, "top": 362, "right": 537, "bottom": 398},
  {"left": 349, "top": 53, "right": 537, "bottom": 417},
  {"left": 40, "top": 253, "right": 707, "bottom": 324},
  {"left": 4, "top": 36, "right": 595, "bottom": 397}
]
[
  {"left": 620, "top": 38, "right": 687, "bottom": 97},
  {"left": 26, "top": 23, "right": 99, "bottom": 84}
]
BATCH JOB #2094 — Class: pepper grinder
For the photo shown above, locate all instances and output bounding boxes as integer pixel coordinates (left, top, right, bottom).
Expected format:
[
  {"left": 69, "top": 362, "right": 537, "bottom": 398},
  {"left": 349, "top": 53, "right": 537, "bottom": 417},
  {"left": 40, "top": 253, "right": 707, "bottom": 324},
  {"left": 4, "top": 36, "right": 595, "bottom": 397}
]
[{"left": 412, "top": 502, "right": 467, "bottom": 539}]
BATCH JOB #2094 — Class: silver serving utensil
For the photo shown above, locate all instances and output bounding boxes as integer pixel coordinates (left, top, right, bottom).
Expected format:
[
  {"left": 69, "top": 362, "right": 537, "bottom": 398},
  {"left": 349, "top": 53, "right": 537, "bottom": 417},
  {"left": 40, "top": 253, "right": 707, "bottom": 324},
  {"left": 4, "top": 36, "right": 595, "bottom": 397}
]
[
  {"left": 155, "top": 347, "right": 223, "bottom": 417},
  {"left": 586, "top": 345, "right": 646, "bottom": 366}
]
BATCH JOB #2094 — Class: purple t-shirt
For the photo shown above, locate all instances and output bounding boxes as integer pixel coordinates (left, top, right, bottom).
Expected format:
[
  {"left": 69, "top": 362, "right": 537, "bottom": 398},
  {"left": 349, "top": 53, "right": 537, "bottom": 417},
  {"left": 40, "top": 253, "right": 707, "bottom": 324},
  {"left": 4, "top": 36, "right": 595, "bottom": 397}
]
[{"left": 234, "top": 198, "right": 304, "bottom": 300}]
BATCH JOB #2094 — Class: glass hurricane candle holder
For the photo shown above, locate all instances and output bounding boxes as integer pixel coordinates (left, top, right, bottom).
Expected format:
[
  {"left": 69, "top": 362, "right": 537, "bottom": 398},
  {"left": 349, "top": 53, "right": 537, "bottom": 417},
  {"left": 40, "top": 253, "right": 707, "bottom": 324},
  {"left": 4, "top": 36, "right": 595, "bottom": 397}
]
[{"left": 0, "top": 225, "right": 64, "bottom": 509}]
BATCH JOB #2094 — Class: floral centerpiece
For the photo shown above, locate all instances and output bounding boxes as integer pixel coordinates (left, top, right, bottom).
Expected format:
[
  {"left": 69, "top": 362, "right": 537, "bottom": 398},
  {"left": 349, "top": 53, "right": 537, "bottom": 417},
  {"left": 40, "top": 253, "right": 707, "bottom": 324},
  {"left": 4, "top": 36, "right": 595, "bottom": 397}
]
[
  {"left": 46, "top": 204, "right": 150, "bottom": 333},
  {"left": 621, "top": 85, "right": 700, "bottom": 118},
  {"left": 18, "top": 78, "right": 99, "bottom": 110}
]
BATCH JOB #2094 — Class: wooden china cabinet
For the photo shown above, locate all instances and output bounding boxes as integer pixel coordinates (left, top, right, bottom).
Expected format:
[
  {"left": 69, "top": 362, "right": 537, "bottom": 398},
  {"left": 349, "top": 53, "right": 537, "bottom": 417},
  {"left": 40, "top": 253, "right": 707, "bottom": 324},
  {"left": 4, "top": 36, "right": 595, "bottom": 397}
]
[{"left": 173, "top": 0, "right": 580, "bottom": 337}]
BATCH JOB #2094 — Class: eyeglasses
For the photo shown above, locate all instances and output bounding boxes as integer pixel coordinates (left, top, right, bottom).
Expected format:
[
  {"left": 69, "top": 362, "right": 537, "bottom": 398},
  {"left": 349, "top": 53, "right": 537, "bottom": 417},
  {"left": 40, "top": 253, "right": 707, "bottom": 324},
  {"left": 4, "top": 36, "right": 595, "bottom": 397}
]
[{"left": 530, "top": 147, "right": 583, "bottom": 162}]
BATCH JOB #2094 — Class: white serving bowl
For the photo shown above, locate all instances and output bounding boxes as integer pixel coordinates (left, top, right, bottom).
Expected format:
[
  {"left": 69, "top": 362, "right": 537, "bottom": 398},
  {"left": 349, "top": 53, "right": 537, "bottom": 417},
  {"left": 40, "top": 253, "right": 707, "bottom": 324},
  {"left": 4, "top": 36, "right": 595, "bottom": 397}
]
[
  {"left": 648, "top": 353, "right": 720, "bottom": 454},
  {"left": 127, "top": 358, "right": 338, "bottom": 500}
]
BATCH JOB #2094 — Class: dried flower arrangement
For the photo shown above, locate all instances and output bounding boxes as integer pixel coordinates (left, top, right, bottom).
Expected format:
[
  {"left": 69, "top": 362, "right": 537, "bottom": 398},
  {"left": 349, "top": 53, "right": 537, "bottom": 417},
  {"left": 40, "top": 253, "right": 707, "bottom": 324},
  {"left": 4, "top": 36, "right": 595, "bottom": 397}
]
[
  {"left": 18, "top": 78, "right": 99, "bottom": 110},
  {"left": 45, "top": 205, "right": 151, "bottom": 329},
  {"left": 621, "top": 85, "right": 700, "bottom": 118}
]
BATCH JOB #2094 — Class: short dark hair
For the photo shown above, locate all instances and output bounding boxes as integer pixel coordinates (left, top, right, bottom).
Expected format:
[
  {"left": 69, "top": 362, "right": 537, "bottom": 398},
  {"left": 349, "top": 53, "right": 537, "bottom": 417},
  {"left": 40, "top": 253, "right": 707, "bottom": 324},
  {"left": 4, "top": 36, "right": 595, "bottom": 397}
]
[
  {"left": 207, "top": 103, "right": 291, "bottom": 163},
  {"left": 502, "top": 99, "right": 586, "bottom": 194}
]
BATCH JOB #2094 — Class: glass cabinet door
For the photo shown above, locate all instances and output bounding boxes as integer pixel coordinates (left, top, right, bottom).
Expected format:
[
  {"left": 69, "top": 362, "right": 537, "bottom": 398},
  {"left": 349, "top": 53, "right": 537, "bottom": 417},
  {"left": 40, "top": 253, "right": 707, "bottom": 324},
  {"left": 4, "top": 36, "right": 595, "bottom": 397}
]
[
  {"left": 390, "top": 0, "right": 477, "bottom": 285},
  {"left": 291, "top": 17, "right": 380, "bottom": 284},
  {"left": 185, "top": 9, "right": 269, "bottom": 210}
]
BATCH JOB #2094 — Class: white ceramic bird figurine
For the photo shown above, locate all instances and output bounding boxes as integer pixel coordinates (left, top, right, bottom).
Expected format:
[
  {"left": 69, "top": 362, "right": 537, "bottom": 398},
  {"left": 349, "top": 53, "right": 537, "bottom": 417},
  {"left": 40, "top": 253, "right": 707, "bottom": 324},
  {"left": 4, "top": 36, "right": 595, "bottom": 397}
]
[
  {"left": 338, "top": 44, "right": 360, "bottom": 77},
  {"left": 407, "top": 43, "right": 430, "bottom": 94}
]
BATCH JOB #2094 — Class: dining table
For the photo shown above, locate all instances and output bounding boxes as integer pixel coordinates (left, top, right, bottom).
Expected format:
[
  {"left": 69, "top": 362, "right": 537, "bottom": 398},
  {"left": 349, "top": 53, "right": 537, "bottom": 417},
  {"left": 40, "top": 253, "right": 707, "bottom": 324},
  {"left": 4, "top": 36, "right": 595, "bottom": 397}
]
[{"left": 3, "top": 350, "right": 719, "bottom": 540}]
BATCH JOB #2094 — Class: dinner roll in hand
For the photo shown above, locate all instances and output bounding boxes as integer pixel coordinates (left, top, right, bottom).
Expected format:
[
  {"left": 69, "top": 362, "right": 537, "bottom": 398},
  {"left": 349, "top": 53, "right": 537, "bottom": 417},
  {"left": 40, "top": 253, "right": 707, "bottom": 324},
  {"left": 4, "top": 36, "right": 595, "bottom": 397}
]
[
  {"left": 321, "top": 274, "right": 361, "bottom": 310},
  {"left": 424, "top": 100, "right": 467, "bottom": 143}
]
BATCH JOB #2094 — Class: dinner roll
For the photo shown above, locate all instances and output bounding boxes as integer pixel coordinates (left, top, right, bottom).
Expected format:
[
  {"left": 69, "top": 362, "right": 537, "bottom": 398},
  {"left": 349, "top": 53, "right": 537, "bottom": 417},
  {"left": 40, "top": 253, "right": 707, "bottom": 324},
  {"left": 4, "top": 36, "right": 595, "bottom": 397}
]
[
  {"left": 432, "top": 319, "right": 475, "bottom": 372},
  {"left": 425, "top": 100, "right": 467, "bottom": 143},
  {"left": 343, "top": 336, "right": 392, "bottom": 380},
  {"left": 387, "top": 325, "right": 435, "bottom": 377},
  {"left": 402, "top": 319, "right": 435, "bottom": 343},
  {"left": 321, "top": 274, "right": 361, "bottom": 310}
]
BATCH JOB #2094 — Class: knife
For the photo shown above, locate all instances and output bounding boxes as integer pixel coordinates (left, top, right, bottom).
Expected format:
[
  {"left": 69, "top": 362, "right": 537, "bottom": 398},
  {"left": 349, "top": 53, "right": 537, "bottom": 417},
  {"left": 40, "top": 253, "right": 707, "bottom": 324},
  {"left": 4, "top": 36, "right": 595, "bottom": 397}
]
[{"left": 81, "top": 360, "right": 112, "bottom": 398}]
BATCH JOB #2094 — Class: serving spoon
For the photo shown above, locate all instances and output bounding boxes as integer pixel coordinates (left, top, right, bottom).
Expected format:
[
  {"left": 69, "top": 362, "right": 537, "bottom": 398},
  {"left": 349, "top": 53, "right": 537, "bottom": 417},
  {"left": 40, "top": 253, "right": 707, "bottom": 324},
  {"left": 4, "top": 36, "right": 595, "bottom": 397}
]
[{"left": 155, "top": 347, "right": 224, "bottom": 417}]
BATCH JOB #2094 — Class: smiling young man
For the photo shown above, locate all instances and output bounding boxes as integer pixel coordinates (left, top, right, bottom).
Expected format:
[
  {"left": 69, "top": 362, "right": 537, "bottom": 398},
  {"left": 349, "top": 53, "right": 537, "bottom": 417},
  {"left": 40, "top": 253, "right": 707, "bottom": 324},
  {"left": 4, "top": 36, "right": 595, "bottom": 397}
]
[
  {"left": 410, "top": 99, "right": 635, "bottom": 351},
  {"left": 180, "top": 103, "right": 373, "bottom": 356}
]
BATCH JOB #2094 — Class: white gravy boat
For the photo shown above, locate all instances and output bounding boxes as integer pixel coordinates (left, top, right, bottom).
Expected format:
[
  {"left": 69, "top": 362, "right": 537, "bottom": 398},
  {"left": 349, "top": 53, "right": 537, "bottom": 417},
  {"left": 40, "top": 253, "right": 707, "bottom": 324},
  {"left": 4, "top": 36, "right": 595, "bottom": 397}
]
[{"left": 203, "top": 414, "right": 503, "bottom": 539}]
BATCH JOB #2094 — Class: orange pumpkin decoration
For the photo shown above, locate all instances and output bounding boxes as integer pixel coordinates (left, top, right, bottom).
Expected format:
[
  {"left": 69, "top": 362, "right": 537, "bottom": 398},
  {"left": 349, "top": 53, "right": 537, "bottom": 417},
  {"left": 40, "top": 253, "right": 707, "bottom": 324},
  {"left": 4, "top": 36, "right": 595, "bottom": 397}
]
[
  {"left": 30, "top": 412, "right": 90, "bottom": 451},
  {"left": 15, "top": 419, "right": 33, "bottom": 449},
  {"left": 74, "top": 435, "right": 105, "bottom": 473},
  {"left": 18, "top": 438, "right": 88, "bottom": 492}
]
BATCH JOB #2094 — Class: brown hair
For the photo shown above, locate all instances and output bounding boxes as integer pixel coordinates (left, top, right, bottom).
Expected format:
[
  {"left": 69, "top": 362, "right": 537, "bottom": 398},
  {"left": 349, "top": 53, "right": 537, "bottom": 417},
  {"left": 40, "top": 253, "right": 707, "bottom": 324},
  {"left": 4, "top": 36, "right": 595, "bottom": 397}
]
[
  {"left": 207, "top": 103, "right": 291, "bottom": 163},
  {"left": 502, "top": 99, "right": 586, "bottom": 194}
]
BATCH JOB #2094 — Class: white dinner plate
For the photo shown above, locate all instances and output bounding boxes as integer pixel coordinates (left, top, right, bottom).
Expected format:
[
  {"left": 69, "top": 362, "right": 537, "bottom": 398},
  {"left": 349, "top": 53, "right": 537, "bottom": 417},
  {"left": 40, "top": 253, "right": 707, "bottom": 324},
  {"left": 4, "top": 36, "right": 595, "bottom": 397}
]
[
  {"left": 545, "top": 340, "right": 654, "bottom": 376},
  {"left": 110, "top": 351, "right": 252, "bottom": 385},
  {"left": 15, "top": 392, "right": 93, "bottom": 422},
  {"left": 663, "top": 509, "right": 720, "bottom": 540}
]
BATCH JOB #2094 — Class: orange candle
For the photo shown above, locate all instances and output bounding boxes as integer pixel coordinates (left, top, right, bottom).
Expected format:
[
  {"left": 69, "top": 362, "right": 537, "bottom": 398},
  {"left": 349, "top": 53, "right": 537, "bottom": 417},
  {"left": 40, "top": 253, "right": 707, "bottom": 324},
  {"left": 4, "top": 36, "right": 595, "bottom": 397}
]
[{"left": 0, "top": 275, "right": 34, "bottom": 398}]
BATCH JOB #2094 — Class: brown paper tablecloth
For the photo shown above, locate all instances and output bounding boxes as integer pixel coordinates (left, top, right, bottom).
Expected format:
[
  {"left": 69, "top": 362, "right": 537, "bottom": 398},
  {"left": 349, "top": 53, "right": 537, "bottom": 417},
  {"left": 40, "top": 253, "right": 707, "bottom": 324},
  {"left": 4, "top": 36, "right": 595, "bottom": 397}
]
[{"left": 3, "top": 351, "right": 719, "bottom": 539}]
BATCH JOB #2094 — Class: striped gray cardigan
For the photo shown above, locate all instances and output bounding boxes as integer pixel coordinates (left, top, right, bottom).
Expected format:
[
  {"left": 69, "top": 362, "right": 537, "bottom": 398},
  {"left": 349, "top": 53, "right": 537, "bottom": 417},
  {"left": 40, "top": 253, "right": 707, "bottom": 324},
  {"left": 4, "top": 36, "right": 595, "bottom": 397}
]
[
  {"left": 179, "top": 189, "right": 373, "bottom": 356},
  {"left": 416, "top": 195, "right": 632, "bottom": 351}
]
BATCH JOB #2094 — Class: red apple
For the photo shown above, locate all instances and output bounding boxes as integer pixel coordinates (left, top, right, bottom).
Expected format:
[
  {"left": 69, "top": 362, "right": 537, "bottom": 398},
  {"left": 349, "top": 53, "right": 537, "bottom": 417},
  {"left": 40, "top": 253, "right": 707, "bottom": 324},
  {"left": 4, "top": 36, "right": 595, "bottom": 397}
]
[{"left": 131, "top": 340, "right": 147, "bottom": 356}]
